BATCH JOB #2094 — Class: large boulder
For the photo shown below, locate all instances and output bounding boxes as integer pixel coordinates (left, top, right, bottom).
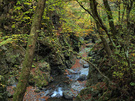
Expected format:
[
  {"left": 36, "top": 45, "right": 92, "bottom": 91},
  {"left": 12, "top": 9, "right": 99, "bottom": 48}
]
[
  {"left": 63, "top": 90, "right": 74, "bottom": 100},
  {"left": 37, "top": 31, "right": 81, "bottom": 76},
  {"left": 38, "top": 62, "right": 51, "bottom": 73},
  {"left": 29, "top": 62, "right": 53, "bottom": 88},
  {"left": 67, "top": 69, "right": 77, "bottom": 74},
  {"left": 83, "top": 63, "right": 89, "bottom": 68},
  {"left": 77, "top": 74, "right": 87, "bottom": 81}
]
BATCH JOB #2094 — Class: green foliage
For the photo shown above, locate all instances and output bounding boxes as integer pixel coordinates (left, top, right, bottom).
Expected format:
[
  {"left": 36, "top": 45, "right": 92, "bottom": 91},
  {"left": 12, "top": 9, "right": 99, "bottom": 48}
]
[
  {"left": 60, "top": 1, "right": 94, "bottom": 37},
  {"left": 0, "top": 34, "right": 28, "bottom": 46},
  {"left": 130, "top": 82, "right": 135, "bottom": 86},
  {"left": 0, "top": 38, "right": 13, "bottom": 46}
]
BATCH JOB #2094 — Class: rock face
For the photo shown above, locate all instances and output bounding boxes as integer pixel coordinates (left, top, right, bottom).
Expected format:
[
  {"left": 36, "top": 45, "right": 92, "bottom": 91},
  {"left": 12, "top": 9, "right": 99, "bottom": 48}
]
[
  {"left": 67, "top": 69, "right": 78, "bottom": 74},
  {"left": 38, "top": 33, "right": 80, "bottom": 75},
  {"left": 29, "top": 62, "right": 53, "bottom": 87},
  {"left": 38, "top": 62, "right": 51, "bottom": 73},
  {"left": 0, "top": 45, "right": 25, "bottom": 75}
]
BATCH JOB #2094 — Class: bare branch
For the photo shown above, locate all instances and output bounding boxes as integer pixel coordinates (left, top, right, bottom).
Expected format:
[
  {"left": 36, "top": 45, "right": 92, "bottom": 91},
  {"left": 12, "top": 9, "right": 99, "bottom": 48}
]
[{"left": 76, "top": 0, "right": 94, "bottom": 18}]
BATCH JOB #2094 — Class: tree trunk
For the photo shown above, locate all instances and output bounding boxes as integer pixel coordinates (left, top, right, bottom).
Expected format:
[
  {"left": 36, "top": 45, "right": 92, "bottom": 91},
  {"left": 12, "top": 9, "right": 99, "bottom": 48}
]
[
  {"left": 118, "top": 0, "right": 121, "bottom": 22},
  {"left": 103, "top": 0, "right": 117, "bottom": 38},
  {"left": 13, "top": 0, "right": 46, "bottom": 101},
  {"left": 126, "top": 0, "right": 133, "bottom": 29},
  {"left": 89, "top": 0, "right": 113, "bottom": 57}
]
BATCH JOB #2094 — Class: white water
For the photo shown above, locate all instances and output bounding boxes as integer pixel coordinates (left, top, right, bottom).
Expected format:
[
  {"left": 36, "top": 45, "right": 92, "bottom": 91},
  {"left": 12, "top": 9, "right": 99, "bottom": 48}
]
[
  {"left": 51, "top": 87, "right": 63, "bottom": 97},
  {"left": 80, "top": 68, "right": 89, "bottom": 76}
]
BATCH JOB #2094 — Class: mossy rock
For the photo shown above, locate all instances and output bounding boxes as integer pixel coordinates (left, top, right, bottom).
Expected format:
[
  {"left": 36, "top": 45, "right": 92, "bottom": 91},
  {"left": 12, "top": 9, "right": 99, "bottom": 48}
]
[
  {"left": 74, "top": 82, "right": 110, "bottom": 101},
  {"left": 5, "top": 48, "right": 24, "bottom": 65},
  {"left": 29, "top": 72, "right": 52, "bottom": 87},
  {"left": 29, "top": 62, "right": 53, "bottom": 87},
  {"left": 38, "top": 62, "right": 51, "bottom": 73},
  {"left": 34, "top": 75, "right": 48, "bottom": 87}
]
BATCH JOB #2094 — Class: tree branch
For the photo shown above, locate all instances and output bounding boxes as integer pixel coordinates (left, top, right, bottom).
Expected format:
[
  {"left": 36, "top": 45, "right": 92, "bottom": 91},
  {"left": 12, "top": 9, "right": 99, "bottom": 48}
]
[{"left": 76, "top": 0, "right": 94, "bottom": 18}]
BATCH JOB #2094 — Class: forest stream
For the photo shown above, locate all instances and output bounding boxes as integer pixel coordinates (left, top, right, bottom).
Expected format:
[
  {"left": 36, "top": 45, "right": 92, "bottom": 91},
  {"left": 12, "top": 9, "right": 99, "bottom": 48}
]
[
  {"left": 7, "top": 43, "right": 93, "bottom": 101},
  {"left": 1, "top": 0, "right": 135, "bottom": 100}
]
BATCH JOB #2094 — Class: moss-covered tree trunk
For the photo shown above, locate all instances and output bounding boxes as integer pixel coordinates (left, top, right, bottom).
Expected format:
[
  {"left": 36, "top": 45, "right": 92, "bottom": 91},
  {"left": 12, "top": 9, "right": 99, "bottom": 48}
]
[
  {"left": 77, "top": 0, "right": 115, "bottom": 61},
  {"left": 13, "top": 0, "right": 46, "bottom": 101},
  {"left": 103, "top": 0, "right": 117, "bottom": 36},
  {"left": 89, "top": 0, "right": 113, "bottom": 57}
]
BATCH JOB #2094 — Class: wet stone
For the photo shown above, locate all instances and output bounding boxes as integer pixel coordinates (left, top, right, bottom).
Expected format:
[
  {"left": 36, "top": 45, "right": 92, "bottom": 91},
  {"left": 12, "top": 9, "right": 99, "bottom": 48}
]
[
  {"left": 63, "top": 90, "right": 74, "bottom": 100},
  {"left": 67, "top": 69, "right": 77, "bottom": 74},
  {"left": 83, "top": 63, "right": 89, "bottom": 68},
  {"left": 80, "top": 68, "right": 89, "bottom": 76},
  {"left": 71, "top": 81, "right": 84, "bottom": 92},
  {"left": 77, "top": 74, "right": 87, "bottom": 81},
  {"left": 79, "top": 59, "right": 88, "bottom": 65}
]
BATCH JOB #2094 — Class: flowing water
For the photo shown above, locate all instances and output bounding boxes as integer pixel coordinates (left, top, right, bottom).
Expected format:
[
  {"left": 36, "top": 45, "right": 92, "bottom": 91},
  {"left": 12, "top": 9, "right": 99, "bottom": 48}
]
[
  {"left": 7, "top": 44, "right": 93, "bottom": 101},
  {"left": 45, "top": 46, "right": 91, "bottom": 100}
]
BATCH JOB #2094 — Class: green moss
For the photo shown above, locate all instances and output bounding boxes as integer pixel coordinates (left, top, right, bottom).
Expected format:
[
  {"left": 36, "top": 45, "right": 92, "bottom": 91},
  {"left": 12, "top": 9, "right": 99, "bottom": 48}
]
[
  {"left": 29, "top": 62, "right": 52, "bottom": 87},
  {"left": 35, "top": 76, "right": 48, "bottom": 87}
]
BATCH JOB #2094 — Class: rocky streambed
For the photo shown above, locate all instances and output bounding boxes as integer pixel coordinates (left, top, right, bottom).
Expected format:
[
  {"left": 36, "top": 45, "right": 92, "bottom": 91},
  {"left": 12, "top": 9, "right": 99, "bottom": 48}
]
[
  {"left": 41, "top": 44, "right": 92, "bottom": 100},
  {"left": 36, "top": 59, "right": 89, "bottom": 101},
  {"left": 21, "top": 58, "right": 89, "bottom": 101},
  {"left": 7, "top": 43, "right": 93, "bottom": 101}
]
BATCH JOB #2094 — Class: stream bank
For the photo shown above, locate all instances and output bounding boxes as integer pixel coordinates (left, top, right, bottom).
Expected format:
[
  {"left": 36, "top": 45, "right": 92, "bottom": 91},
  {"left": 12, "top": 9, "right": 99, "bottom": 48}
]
[{"left": 7, "top": 42, "right": 93, "bottom": 101}]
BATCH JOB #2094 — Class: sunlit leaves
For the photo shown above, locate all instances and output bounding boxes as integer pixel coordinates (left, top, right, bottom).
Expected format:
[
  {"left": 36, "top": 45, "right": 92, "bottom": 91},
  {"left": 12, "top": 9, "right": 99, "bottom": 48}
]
[
  {"left": 130, "top": 82, "right": 135, "bottom": 86},
  {"left": 0, "top": 38, "right": 13, "bottom": 47},
  {"left": 11, "top": 24, "right": 16, "bottom": 28},
  {"left": 60, "top": 1, "right": 94, "bottom": 37},
  {"left": 0, "top": 34, "right": 28, "bottom": 47},
  {"left": 24, "top": 2, "right": 31, "bottom": 6},
  {"left": 14, "top": 6, "right": 22, "bottom": 10},
  {"left": 113, "top": 71, "right": 124, "bottom": 78}
]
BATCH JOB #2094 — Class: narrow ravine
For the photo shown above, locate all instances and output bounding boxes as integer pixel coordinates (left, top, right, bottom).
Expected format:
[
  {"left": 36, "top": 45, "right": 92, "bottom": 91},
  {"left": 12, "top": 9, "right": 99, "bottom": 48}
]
[
  {"left": 7, "top": 42, "right": 93, "bottom": 101},
  {"left": 46, "top": 44, "right": 92, "bottom": 101}
]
